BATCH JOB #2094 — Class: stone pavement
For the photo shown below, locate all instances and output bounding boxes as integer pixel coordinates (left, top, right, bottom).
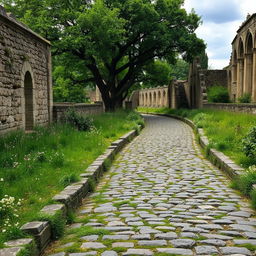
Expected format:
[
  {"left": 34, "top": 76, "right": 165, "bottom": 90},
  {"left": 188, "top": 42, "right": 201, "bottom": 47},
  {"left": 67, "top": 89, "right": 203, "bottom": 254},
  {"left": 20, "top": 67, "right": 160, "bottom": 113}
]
[{"left": 47, "top": 115, "right": 256, "bottom": 256}]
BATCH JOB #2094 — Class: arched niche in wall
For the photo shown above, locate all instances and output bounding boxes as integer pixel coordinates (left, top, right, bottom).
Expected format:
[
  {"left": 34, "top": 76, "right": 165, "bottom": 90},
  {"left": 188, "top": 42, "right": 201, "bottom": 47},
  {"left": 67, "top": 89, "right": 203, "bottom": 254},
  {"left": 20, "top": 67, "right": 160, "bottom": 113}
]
[
  {"left": 21, "top": 61, "right": 35, "bottom": 131},
  {"left": 158, "top": 91, "right": 161, "bottom": 107},
  {"left": 245, "top": 32, "right": 253, "bottom": 94},
  {"left": 237, "top": 38, "right": 245, "bottom": 97}
]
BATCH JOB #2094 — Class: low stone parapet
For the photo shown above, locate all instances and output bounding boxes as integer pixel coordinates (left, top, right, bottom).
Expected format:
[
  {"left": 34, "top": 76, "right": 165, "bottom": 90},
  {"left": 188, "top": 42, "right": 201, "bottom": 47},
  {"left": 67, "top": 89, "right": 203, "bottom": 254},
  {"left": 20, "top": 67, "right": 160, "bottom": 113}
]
[
  {"left": 53, "top": 102, "right": 104, "bottom": 121},
  {"left": 203, "top": 102, "right": 256, "bottom": 114}
]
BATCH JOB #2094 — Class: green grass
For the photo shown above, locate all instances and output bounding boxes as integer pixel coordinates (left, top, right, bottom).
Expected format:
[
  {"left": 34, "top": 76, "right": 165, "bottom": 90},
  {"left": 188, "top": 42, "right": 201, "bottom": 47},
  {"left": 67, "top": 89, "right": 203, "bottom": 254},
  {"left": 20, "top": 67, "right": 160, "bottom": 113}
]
[
  {"left": 138, "top": 107, "right": 256, "bottom": 168},
  {"left": 0, "top": 110, "right": 143, "bottom": 246}
]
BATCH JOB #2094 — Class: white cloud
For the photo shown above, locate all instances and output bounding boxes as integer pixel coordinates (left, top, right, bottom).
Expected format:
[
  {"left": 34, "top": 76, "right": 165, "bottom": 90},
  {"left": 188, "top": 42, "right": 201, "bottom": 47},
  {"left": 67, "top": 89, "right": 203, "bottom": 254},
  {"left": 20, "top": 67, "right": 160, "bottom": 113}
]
[{"left": 183, "top": 0, "right": 256, "bottom": 69}]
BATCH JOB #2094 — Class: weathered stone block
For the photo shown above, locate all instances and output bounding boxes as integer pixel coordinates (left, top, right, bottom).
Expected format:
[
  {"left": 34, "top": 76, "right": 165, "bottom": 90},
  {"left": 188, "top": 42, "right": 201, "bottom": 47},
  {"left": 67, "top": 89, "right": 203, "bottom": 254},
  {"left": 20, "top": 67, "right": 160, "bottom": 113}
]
[{"left": 40, "top": 204, "right": 66, "bottom": 217}]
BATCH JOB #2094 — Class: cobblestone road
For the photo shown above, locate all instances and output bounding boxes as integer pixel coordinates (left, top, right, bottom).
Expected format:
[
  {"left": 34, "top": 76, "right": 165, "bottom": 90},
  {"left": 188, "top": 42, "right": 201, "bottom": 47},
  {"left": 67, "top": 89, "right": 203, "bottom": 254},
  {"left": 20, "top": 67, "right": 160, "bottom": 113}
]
[{"left": 48, "top": 115, "right": 256, "bottom": 256}]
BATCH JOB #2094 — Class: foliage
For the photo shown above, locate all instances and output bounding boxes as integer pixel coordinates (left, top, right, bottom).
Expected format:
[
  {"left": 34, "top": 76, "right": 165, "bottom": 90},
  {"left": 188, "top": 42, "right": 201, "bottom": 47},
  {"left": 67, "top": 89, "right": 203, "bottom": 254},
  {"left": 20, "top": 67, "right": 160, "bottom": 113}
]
[
  {"left": 193, "top": 113, "right": 212, "bottom": 128},
  {"left": 198, "top": 51, "right": 208, "bottom": 69},
  {"left": 238, "top": 93, "right": 251, "bottom": 103},
  {"left": 59, "top": 173, "right": 79, "bottom": 187},
  {"left": 207, "top": 85, "right": 230, "bottom": 103},
  {"left": 242, "top": 126, "right": 256, "bottom": 159},
  {"left": 231, "top": 166, "right": 256, "bottom": 209},
  {"left": 52, "top": 64, "right": 92, "bottom": 103},
  {"left": 170, "top": 59, "right": 190, "bottom": 80},
  {"left": 2, "top": 0, "right": 205, "bottom": 111},
  {"left": 37, "top": 211, "right": 66, "bottom": 239},
  {"left": 0, "top": 110, "right": 142, "bottom": 246},
  {"left": 62, "top": 109, "right": 94, "bottom": 131},
  {"left": 140, "top": 60, "right": 171, "bottom": 88},
  {"left": 87, "top": 177, "right": 96, "bottom": 192},
  {"left": 231, "top": 166, "right": 256, "bottom": 196},
  {"left": 0, "top": 194, "right": 22, "bottom": 235}
]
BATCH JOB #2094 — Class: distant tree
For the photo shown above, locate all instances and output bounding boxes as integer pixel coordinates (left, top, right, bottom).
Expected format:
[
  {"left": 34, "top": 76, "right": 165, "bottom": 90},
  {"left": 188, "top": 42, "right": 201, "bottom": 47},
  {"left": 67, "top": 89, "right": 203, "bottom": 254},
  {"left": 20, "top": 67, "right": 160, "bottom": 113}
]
[
  {"left": 140, "top": 60, "right": 172, "bottom": 88},
  {"left": 170, "top": 59, "right": 189, "bottom": 80},
  {"left": 199, "top": 51, "right": 208, "bottom": 69},
  {"left": 2, "top": 0, "right": 205, "bottom": 111}
]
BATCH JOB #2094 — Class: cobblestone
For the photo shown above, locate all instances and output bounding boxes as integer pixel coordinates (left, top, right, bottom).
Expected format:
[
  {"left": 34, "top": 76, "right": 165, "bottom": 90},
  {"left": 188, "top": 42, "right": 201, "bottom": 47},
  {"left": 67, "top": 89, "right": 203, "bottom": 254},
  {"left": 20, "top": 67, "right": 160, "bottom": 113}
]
[{"left": 46, "top": 115, "right": 256, "bottom": 256}]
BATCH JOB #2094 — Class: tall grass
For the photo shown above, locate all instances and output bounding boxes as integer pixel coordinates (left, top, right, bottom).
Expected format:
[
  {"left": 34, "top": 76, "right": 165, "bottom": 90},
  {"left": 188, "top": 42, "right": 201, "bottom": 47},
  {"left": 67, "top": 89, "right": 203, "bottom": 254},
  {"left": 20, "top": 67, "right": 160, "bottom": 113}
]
[{"left": 0, "top": 110, "right": 143, "bottom": 246}]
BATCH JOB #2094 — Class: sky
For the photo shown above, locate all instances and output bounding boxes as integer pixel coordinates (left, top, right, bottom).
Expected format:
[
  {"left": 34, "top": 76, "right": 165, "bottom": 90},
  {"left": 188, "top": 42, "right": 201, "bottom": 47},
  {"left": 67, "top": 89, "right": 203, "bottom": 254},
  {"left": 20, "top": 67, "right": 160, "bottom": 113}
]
[{"left": 183, "top": 0, "right": 256, "bottom": 69}]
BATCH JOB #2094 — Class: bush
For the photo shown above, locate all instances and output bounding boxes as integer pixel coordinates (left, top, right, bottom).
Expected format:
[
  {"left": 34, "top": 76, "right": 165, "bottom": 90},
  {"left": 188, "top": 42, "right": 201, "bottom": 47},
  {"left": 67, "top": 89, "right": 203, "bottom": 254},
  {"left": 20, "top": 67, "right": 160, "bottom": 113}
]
[
  {"left": 193, "top": 113, "right": 212, "bottom": 128},
  {"left": 231, "top": 166, "right": 256, "bottom": 196},
  {"left": 238, "top": 93, "right": 251, "bottom": 103},
  {"left": 37, "top": 211, "right": 65, "bottom": 240},
  {"left": 207, "top": 85, "right": 229, "bottom": 103},
  {"left": 242, "top": 127, "right": 256, "bottom": 158},
  {"left": 62, "top": 109, "right": 93, "bottom": 131}
]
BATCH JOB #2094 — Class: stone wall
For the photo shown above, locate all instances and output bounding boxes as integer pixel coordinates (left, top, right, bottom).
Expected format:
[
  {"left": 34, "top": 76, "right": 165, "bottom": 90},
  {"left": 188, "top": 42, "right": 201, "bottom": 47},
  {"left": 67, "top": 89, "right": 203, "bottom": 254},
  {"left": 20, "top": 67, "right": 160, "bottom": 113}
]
[
  {"left": 138, "top": 86, "right": 169, "bottom": 108},
  {"left": 187, "top": 58, "right": 228, "bottom": 108},
  {"left": 53, "top": 103, "right": 104, "bottom": 121},
  {"left": 203, "top": 102, "right": 256, "bottom": 114},
  {"left": 230, "top": 13, "right": 256, "bottom": 102},
  {"left": 203, "top": 70, "right": 228, "bottom": 88},
  {"left": 0, "top": 6, "right": 52, "bottom": 134}
]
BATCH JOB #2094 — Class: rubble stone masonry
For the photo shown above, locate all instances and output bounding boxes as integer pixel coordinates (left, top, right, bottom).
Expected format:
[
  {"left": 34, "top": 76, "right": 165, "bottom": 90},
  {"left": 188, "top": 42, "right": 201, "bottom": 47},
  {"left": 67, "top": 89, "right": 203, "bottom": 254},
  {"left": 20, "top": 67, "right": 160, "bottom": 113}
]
[{"left": 0, "top": 6, "right": 52, "bottom": 133}]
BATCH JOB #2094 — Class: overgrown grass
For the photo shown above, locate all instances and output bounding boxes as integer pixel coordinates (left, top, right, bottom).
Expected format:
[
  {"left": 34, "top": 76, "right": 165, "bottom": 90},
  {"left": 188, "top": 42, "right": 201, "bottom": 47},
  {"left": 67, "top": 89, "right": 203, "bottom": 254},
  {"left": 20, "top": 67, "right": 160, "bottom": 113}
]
[
  {"left": 0, "top": 110, "right": 143, "bottom": 246},
  {"left": 138, "top": 107, "right": 256, "bottom": 168}
]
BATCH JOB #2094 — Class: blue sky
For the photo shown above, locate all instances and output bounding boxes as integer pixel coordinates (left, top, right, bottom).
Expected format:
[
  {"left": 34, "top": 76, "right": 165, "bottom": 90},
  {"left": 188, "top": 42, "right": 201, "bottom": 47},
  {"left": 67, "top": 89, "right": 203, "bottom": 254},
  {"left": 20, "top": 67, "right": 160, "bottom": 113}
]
[{"left": 184, "top": 0, "right": 256, "bottom": 69}]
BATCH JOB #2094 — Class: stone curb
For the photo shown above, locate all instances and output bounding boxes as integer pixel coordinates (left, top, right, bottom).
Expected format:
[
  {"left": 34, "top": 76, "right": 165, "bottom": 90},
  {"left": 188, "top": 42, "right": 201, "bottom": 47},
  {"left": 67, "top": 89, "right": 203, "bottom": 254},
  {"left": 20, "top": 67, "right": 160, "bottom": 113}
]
[
  {"left": 141, "top": 112, "right": 245, "bottom": 179},
  {"left": 0, "top": 126, "right": 142, "bottom": 256}
]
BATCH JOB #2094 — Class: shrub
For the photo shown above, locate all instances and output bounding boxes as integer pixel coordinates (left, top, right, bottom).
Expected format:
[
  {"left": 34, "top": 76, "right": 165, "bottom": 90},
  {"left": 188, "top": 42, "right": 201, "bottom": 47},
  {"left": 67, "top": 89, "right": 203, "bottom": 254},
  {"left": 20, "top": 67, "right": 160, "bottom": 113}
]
[
  {"left": 193, "top": 113, "right": 212, "bottom": 128},
  {"left": 250, "top": 189, "right": 256, "bottom": 209},
  {"left": 37, "top": 211, "right": 65, "bottom": 240},
  {"left": 0, "top": 195, "right": 23, "bottom": 235},
  {"left": 231, "top": 166, "right": 256, "bottom": 196},
  {"left": 242, "top": 127, "right": 256, "bottom": 158},
  {"left": 126, "top": 111, "right": 141, "bottom": 121},
  {"left": 238, "top": 93, "right": 251, "bottom": 103},
  {"left": 62, "top": 108, "right": 93, "bottom": 131},
  {"left": 207, "top": 85, "right": 229, "bottom": 103}
]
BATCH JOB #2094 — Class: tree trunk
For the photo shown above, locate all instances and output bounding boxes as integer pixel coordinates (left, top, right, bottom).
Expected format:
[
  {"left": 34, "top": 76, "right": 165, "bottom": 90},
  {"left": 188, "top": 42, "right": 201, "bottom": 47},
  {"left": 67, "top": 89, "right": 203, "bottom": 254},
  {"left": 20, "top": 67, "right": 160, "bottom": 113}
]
[{"left": 103, "top": 95, "right": 123, "bottom": 112}]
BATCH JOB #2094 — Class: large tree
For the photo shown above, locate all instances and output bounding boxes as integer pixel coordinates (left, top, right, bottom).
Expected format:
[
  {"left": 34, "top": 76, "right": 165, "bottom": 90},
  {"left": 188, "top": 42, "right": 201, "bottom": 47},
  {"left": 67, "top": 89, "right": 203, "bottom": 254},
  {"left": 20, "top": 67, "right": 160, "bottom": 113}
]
[{"left": 2, "top": 0, "right": 205, "bottom": 111}]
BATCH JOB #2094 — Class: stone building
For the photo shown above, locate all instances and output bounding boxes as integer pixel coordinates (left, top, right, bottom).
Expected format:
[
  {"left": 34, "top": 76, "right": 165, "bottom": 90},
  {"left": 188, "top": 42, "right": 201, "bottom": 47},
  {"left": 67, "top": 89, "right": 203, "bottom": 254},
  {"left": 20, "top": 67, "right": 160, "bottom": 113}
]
[
  {"left": 230, "top": 14, "right": 256, "bottom": 102},
  {"left": 0, "top": 6, "right": 52, "bottom": 133}
]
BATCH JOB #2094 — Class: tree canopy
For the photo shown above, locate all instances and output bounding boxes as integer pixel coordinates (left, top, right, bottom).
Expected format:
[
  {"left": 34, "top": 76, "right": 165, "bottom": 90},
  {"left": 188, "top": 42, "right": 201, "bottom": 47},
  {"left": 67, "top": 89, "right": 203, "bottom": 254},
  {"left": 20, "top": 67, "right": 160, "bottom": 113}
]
[{"left": 2, "top": 0, "right": 205, "bottom": 110}]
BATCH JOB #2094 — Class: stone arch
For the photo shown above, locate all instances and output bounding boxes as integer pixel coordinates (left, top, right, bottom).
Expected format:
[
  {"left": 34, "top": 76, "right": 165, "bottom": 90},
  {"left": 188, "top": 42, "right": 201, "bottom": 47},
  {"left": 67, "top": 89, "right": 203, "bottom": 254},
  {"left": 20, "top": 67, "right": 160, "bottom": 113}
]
[
  {"left": 21, "top": 61, "right": 35, "bottom": 130},
  {"left": 152, "top": 92, "right": 155, "bottom": 107},
  {"left": 244, "top": 32, "right": 253, "bottom": 95},
  {"left": 158, "top": 91, "right": 161, "bottom": 107},
  {"left": 236, "top": 38, "right": 244, "bottom": 97},
  {"left": 238, "top": 38, "right": 244, "bottom": 58},
  {"left": 163, "top": 90, "right": 167, "bottom": 107},
  {"left": 245, "top": 32, "right": 253, "bottom": 54},
  {"left": 149, "top": 92, "right": 152, "bottom": 106},
  {"left": 139, "top": 93, "right": 143, "bottom": 106}
]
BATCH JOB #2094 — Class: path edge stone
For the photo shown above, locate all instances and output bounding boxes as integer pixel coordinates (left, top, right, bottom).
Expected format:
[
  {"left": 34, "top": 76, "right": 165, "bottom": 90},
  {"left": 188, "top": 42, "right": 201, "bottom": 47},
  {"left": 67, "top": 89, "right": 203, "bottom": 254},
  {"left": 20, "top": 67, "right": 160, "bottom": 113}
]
[{"left": 0, "top": 125, "right": 143, "bottom": 256}]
